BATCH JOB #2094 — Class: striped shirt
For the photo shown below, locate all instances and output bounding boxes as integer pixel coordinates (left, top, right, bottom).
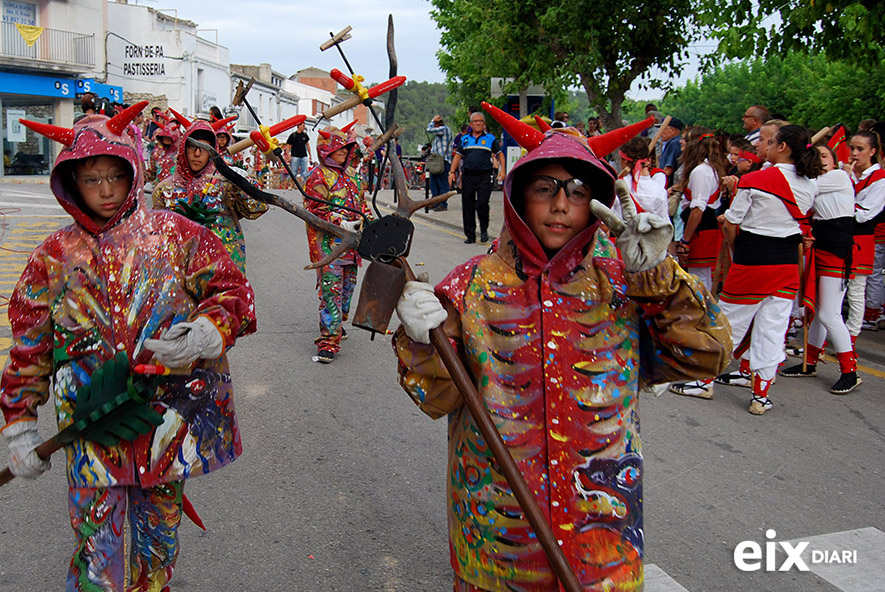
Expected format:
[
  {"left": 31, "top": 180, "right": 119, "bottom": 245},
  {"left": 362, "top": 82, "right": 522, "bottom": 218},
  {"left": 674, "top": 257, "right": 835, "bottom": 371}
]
[{"left": 426, "top": 121, "right": 453, "bottom": 158}]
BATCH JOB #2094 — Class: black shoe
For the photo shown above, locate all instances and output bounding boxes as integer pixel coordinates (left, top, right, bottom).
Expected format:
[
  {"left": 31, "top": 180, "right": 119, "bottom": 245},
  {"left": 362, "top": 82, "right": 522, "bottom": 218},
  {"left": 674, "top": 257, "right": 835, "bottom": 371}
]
[
  {"left": 312, "top": 350, "right": 335, "bottom": 364},
  {"left": 340, "top": 327, "right": 347, "bottom": 340},
  {"left": 464, "top": 238, "right": 475, "bottom": 244},
  {"left": 830, "top": 372, "right": 862, "bottom": 394},
  {"left": 780, "top": 363, "right": 816, "bottom": 377},
  {"left": 480, "top": 232, "right": 489, "bottom": 243}
]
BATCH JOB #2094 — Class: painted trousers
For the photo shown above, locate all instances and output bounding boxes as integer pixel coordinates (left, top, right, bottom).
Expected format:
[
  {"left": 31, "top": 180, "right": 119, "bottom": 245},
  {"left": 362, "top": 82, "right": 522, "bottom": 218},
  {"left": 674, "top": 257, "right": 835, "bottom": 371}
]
[
  {"left": 67, "top": 481, "right": 183, "bottom": 592},
  {"left": 315, "top": 263, "right": 357, "bottom": 353}
]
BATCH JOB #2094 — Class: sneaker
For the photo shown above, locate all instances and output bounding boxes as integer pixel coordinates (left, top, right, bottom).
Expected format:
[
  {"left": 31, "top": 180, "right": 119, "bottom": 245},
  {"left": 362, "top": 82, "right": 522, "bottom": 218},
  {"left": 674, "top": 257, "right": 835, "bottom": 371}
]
[
  {"left": 785, "top": 345, "right": 804, "bottom": 358},
  {"left": 432, "top": 203, "right": 448, "bottom": 211},
  {"left": 480, "top": 232, "right": 489, "bottom": 243},
  {"left": 312, "top": 350, "right": 335, "bottom": 364},
  {"left": 669, "top": 380, "right": 713, "bottom": 399},
  {"left": 748, "top": 396, "right": 772, "bottom": 415},
  {"left": 340, "top": 327, "right": 348, "bottom": 340},
  {"left": 861, "top": 319, "right": 879, "bottom": 332},
  {"left": 714, "top": 370, "right": 751, "bottom": 388},
  {"left": 779, "top": 363, "right": 816, "bottom": 377},
  {"left": 830, "top": 372, "right": 862, "bottom": 394}
]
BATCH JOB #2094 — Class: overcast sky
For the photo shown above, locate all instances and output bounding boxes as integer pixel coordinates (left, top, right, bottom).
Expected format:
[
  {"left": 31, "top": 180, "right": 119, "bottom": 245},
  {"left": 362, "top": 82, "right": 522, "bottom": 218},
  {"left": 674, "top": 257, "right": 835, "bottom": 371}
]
[{"left": 138, "top": 0, "right": 703, "bottom": 100}]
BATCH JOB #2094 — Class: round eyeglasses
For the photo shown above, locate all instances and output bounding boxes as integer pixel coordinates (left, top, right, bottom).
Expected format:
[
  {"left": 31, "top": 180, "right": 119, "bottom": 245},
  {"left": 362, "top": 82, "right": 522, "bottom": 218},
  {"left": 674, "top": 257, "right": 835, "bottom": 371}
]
[{"left": 525, "top": 175, "right": 592, "bottom": 205}]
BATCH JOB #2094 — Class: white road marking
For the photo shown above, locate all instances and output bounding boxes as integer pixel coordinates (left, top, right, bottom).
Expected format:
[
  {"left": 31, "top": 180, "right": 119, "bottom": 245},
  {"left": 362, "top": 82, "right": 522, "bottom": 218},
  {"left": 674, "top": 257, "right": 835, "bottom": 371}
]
[
  {"left": 645, "top": 564, "right": 691, "bottom": 591},
  {"left": 783, "top": 527, "right": 885, "bottom": 592}
]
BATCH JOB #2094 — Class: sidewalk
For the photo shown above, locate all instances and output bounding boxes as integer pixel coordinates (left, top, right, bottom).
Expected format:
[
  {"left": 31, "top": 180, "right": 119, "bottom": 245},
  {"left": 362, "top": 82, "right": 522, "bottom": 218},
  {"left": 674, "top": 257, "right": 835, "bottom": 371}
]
[
  {"left": 0, "top": 175, "right": 49, "bottom": 184},
  {"left": 372, "top": 188, "right": 507, "bottom": 242}
]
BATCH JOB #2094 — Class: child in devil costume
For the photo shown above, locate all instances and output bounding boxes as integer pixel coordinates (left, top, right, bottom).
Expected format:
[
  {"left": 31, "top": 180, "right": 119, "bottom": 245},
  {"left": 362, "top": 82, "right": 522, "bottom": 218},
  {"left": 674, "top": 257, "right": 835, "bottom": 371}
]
[
  {"left": 146, "top": 113, "right": 180, "bottom": 184},
  {"left": 304, "top": 126, "right": 373, "bottom": 363},
  {"left": 1, "top": 103, "right": 256, "bottom": 591},
  {"left": 153, "top": 112, "right": 267, "bottom": 275},
  {"left": 392, "top": 104, "right": 731, "bottom": 592}
]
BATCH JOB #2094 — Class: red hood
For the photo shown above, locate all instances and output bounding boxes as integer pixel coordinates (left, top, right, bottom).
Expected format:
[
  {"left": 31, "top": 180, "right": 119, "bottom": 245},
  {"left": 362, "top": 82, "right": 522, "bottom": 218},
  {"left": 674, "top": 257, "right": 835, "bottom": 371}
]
[
  {"left": 49, "top": 113, "right": 145, "bottom": 235},
  {"left": 501, "top": 131, "right": 617, "bottom": 273},
  {"left": 171, "top": 121, "right": 217, "bottom": 187}
]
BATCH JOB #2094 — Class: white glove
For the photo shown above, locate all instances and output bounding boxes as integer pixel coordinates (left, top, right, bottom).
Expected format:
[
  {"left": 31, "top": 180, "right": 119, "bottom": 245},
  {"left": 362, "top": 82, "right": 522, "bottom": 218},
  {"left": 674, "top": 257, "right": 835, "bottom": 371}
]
[
  {"left": 340, "top": 219, "right": 362, "bottom": 233},
  {"left": 395, "top": 281, "right": 448, "bottom": 345},
  {"left": 3, "top": 420, "right": 50, "bottom": 479},
  {"left": 591, "top": 179, "right": 673, "bottom": 273},
  {"left": 143, "top": 316, "right": 224, "bottom": 368}
]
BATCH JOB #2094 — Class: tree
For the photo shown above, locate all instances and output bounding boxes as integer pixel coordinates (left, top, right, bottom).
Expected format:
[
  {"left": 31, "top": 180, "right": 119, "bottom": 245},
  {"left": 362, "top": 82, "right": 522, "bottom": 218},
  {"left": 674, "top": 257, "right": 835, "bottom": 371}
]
[
  {"left": 702, "top": 0, "right": 885, "bottom": 64},
  {"left": 431, "top": 0, "right": 703, "bottom": 131},
  {"left": 659, "top": 53, "right": 885, "bottom": 133}
]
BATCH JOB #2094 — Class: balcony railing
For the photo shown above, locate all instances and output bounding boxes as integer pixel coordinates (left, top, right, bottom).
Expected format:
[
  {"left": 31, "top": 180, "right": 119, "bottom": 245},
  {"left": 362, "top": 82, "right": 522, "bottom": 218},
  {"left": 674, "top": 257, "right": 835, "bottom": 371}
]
[{"left": 0, "top": 22, "right": 95, "bottom": 69}]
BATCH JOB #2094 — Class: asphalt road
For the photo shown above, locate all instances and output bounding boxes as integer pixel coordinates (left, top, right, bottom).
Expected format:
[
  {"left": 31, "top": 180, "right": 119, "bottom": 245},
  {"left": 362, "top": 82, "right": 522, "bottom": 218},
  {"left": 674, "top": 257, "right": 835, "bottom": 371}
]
[{"left": 0, "top": 182, "right": 882, "bottom": 591}]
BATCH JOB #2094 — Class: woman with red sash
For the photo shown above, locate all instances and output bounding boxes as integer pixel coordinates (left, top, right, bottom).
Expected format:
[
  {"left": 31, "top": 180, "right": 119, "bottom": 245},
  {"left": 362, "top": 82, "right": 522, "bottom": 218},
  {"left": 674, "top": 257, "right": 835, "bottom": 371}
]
[
  {"left": 844, "top": 131, "right": 885, "bottom": 333},
  {"left": 715, "top": 125, "right": 820, "bottom": 414},
  {"left": 675, "top": 127, "right": 728, "bottom": 291},
  {"left": 616, "top": 136, "right": 670, "bottom": 220},
  {"left": 781, "top": 145, "right": 860, "bottom": 393}
]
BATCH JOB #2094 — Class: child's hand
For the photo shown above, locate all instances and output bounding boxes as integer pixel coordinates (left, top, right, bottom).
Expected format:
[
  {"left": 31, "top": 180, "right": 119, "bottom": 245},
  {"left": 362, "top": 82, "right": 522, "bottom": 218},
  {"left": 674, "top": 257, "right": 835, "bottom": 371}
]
[
  {"left": 2, "top": 420, "right": 50, "bottom": 479},
  {"left": 143, "top": 316, "right": 224, "bottom": 368},
  {"left": 395, "top": 281, "right": 447, "bottom": 344},
  {"left": 591, "top": 179, "right": 673, "bottom": 273}
]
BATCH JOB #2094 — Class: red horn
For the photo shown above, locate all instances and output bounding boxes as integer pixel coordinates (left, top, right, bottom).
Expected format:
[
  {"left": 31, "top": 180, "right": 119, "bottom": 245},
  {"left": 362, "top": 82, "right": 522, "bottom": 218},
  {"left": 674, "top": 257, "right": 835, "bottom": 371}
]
[
  {"left": 340, "top": 119, "right": 357, "bottom": 134},
  {"left": 169, "top": 108, "right": 191, "bottom": 129},
  {"left": 482, "top": 101, "right": 544, "bottom": 151},
  {"left": 107, "top": 100, "right": 149, "bottom": 135},
  {"left": 210, "top": 115, "right": 238, "bottom": 131},
  {"left": 534, "top": 115, "right": 552, "bottom": 132},
  {"left": 19, "top": 119, "right": 74, "bottom": 146},
  {"left": 586, "top": 117, "right": 655, "bottom": 158},
  {"left": 318, "top": 130, "right": 332, "bottom": 140}
]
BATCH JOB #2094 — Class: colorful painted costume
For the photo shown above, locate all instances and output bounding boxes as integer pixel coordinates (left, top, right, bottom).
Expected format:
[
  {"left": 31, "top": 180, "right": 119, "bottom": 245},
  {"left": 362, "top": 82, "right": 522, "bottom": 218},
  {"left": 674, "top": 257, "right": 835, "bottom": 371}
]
[
  {"left": 152, "top": 121, "right": 268, "bottom": 275},
  {"left": 1, "top": 108, "right": 256, "bottom": 590},
  {"left": 145, "top": 117, "right": 180, "bottom": 183},
  {"left": 394, "top": 128, "right": 731, "bottom": 591},
  {"left": 304, "top": 127, "right": 372, "bottom": 356}
]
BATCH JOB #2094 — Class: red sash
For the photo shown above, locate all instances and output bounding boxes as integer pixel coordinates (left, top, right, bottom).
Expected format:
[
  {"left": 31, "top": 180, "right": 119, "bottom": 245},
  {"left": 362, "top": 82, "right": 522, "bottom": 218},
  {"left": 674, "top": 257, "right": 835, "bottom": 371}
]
[
  {"left": 851, "top": 234, "right": 875, "bottom": 275},
  {"left": 683, "top": 186, "right": 721, "bottom": 207},
  {"left": 736, "top": 167, "right": 811, "bottom": 233},
  {"left": 852, "top": 168, "right": 885, "bottom": 194},
  {"left": 720, "top": 263, "right": 799, "bottom": 305}
]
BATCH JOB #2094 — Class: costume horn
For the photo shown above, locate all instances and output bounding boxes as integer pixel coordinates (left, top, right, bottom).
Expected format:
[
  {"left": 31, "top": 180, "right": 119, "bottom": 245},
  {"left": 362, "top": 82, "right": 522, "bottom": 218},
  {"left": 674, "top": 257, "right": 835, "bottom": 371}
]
[
  {"left": 107, "top": 101, "right": 149, "bottom": 135},
  {"left": 318, "top": 130, "right": 332, "bottom": 140},
  {"left": 210, "top": 115, "right": 238, "bottom": 131},
  {"left": 586, "top": 117, "right": 655, "bottom": 158},
  {"left": 534, "top": 115, "right": 552, "bottom": 132},
  {"left": 340, "top": 119, "right": 357, "bottom": 134},
  {"left": 482, "top": 101, "right": 544, "bottom": 151},
  {"left": 168, "top": 108, "right": 192, "bottom": 129},
  {"left": 18, "top": 119, "right": 74, "bottom": 146}
]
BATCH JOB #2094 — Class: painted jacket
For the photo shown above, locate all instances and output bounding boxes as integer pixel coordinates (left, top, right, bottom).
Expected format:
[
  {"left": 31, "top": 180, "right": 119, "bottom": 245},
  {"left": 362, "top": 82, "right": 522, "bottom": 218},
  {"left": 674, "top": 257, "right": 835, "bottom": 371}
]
[
  {"left": 304, "top": 159, "right": 371, "bottom": 266},
  {"left": 394, "top": 133, "right": 731, "bottom": 591},
  {"left": 152, "top": 121, "right": 268, "bottom": 275},
  {"left": 0, "top": 114, "right": 257, "bottom": 489}
]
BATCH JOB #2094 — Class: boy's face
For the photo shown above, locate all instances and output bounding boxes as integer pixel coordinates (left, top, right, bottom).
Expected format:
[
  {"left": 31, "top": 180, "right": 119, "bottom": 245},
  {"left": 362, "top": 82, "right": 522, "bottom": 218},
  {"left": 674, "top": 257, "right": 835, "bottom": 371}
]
[
  {"left": 186, "top": 142, "right": 211, "bottom": 173},
  {"left": 757, "top": 125, "right": 775, "bottom": 161},
  {"left": 159, "top": 136, "right": 173, "bottom": 148},
  {"left": 522, "top": 163, "right": 593, "bottom": 253},
  {"left": 330, "top": 147, "right": 349, "bottom": 165},
  {"left": 217, "top": 134, "right": 229, "bottom": 149},
  {"left": 74, "top": 156, "right": 132, "bottom": 225}
]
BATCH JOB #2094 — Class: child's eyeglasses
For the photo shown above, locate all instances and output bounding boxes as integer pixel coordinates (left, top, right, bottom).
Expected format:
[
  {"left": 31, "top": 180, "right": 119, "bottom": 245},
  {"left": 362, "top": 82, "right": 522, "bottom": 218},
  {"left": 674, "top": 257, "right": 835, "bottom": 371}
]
[
  {"left": 77, "top": 173, "right": 130, "bottom": 188},
  {"left": 525, "top": 176, "right": 591, "bottom": 205}
]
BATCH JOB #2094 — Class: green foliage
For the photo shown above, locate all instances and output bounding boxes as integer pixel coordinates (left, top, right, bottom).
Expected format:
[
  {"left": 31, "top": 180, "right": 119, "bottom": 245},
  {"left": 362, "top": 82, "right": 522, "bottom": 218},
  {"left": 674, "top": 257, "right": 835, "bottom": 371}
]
[
  {"left": 702, "top": 0, "right": 885, "bottom": 65},
  {"left": 430, "top": 0, "right": 702, "bottom": 132},
  {"left": 383, "top": 80, "right": 455, "bottom": 155},
  {"left": 659, "top": 53, "right": 885, "bottom": 134}
]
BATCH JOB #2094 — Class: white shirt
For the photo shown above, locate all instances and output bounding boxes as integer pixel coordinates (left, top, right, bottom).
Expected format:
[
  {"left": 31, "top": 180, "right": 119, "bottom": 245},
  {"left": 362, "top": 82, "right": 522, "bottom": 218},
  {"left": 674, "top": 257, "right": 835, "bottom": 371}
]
[
  {"left": 725, "top": 163, "right": 815, "bottom": 237},
  {"left": 812, "top": 169, "right": 854, "bottom": 220},
  {"left": 682, "top": 161, "right": 721, "bottom": 211},
  {"left": 850, "top": 164, "right": 885, "bottom": 223},
  {"left": 614, "top": 172, "right": 669, "bottom": 221}
]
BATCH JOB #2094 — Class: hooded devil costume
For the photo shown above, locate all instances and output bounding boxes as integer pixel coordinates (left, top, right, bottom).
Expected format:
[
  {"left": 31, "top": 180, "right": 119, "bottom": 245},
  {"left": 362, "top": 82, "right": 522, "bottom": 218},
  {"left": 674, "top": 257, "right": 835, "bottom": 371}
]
[
  {"left": 303, "top": 126, "right": 373, "bottom": 360},
  {"left": 152, "top": 115, "right": 267, "bottom": 275},
  {"left": 146, "top": 113, "right": 180, "bottom": 184},
  {"left": 393, "top": 107, "right": 731, "bottom": 591},
  {"left": 0, "top": 104, "right": 257, "bottom": 591}
]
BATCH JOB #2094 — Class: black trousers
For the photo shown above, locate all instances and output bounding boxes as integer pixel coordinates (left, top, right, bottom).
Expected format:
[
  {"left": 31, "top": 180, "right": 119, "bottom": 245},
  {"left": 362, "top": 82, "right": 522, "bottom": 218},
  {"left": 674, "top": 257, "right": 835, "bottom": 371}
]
[{"left": 460, "top": 170, "right": 492, "bottom": 240}]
